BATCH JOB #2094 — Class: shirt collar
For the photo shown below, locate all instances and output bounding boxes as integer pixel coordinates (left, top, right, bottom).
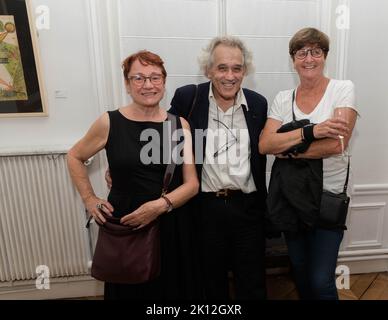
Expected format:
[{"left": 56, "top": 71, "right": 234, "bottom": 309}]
[{"left": 208, "top": 83, "right": 248, "bottom": 111}]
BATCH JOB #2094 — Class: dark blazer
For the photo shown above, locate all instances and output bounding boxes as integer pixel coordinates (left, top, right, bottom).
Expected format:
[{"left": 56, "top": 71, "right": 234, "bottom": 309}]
[{"left": 168, "top": 81, "right": 268, "bottom": 203}]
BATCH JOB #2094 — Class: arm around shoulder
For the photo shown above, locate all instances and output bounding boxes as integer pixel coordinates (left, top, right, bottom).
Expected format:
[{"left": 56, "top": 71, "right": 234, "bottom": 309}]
[
  {"left": 169, "top": 84, "right": 198, "bottom": 118},
  {"left": 175, "top": 117, "right": 199, "bottom": 199}
]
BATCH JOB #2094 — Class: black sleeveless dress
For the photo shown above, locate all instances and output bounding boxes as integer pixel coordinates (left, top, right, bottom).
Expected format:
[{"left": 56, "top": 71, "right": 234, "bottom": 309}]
[{"left": 103, "top": 110, "right": 201, "bottom": 300}]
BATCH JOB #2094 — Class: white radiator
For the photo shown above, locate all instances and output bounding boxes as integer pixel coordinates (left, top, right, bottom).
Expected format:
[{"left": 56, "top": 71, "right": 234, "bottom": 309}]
[{"left": 0, "top": 153, "right": 91, "bottom": 282}]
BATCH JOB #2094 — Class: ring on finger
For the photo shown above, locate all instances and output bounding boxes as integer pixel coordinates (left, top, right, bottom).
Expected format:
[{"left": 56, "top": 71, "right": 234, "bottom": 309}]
[{"left": 96, "top": 203, "right": 102, "bottom": 210}]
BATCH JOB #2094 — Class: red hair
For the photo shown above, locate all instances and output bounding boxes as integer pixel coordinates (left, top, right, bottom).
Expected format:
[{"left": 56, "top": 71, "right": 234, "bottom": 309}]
[{"left": 122, "top": 50, "right": 167, "bottom": 81}]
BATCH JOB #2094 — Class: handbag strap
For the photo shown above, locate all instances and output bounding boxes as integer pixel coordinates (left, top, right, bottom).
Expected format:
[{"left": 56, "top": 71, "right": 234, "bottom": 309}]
[
  {"left": 293, "top": 89, "right": 350, "bottom": 194},
  {"left": 161, "top": 113, "right": 178, "bottom": 195},
  {"left": 187, "top": 85, "right": 198, "bottom": 120},
  {"left": 291, "top": 90, "right": 296, "bottom": 121},
  {"left": 343, "top": 156, "right": 350, "bottom": 194}
]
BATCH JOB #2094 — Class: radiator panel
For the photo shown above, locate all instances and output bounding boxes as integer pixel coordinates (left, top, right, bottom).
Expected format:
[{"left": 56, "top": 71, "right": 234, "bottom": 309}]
[{"left": 0, "top": 154, "right": 90, "bottom": 282}]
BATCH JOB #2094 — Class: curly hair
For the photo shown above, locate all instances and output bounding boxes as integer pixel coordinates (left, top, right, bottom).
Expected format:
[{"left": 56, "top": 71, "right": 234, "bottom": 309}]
[{"left": 198, "top": 36, "right": 254, "bottom": 76}]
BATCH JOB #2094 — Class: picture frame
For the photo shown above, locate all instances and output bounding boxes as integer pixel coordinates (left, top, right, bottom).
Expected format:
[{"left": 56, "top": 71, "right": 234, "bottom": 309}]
[{"left": 0, "top": 0, "right": 48, "bottom": 118}]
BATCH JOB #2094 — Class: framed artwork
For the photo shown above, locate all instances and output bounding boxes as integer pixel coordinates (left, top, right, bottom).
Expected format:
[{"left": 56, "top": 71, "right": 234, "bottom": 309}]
[{"left": 0, "top": 0, "right": 47, "bottom": 117}]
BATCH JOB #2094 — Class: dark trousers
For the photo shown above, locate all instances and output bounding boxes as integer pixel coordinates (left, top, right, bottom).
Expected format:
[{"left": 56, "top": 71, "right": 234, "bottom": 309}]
[
  {"left": 104, "top": 278, "right": 161, "bottom": 300},
  {"left": 199, "top": 191, "right": 266, "bottom": 300},
  {"left": 285, "top": 228, "right": 344, "bottom": 300}
]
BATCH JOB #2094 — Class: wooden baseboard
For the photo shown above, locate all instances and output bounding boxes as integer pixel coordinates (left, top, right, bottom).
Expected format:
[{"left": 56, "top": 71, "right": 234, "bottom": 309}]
[
  {"left": 0, "top": 276, "right": 103, "bottom": 300},
  {"left": 338, "top": 258, "right": 388, "bottom": 274}
]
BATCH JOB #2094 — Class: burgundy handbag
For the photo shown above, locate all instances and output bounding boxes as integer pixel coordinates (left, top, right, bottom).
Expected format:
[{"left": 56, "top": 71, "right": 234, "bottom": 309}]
[
  {"left": 88, "top": 113, "right": 178, "bottom": 284},
  {"left": 91, "top": 218, "right": 161, "bottom": 284}
]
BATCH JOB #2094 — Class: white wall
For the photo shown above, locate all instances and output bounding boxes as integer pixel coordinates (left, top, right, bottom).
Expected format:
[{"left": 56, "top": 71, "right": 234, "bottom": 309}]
[
  {"left": 336, "top": 0, "right": 388, "bottom": 272},
  {"left": 0, "top": 0, "right": 98, "bottom": 153},
  {"left": 117, "top": 0, "right": 330, "bottom": 111},
  {"left": 347, "top": 0, "right": 388, "bottom": 184}
]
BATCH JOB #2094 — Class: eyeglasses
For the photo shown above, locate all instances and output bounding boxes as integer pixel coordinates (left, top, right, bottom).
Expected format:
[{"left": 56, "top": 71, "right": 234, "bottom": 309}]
[
  {"left": 128, "top": 73, "right": 164, "bottom": 86},
  {"left": 212, "top": 119, "right": 238, "bottom": 158},
  {"left": 293, "top": 47, "right": 326, "bottom": 60}
]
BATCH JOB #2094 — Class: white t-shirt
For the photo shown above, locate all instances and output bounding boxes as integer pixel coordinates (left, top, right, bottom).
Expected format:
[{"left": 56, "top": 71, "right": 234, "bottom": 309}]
[{"left": 268, "top": 79, "right": 357, "bottom": 193}]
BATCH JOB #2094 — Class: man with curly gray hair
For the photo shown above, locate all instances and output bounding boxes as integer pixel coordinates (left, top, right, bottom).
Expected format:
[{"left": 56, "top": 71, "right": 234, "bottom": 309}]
[
  {"left": 169, "top": 35, "right": 268, "bottom": 300},
  {"left": 198, "top": 36, "right": 255, "bottom": 77}
]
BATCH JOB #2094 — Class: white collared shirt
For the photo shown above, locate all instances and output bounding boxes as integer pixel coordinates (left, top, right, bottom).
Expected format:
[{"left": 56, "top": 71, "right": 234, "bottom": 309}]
[{"left": 201, "top": 85, "right": 257, "bottom": 193}]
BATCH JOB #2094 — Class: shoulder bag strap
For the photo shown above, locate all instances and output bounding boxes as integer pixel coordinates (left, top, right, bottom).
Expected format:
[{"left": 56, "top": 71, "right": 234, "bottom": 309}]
[
  {"left": 291, "top": 90, "right": 296, "bottom": 121},
  {"left": 162, "top": 113, "right": 178, "bottom": 195},
  {"left": 343, "top": 156, "right": 350, "bottom": 194},
  {"left": 187, "top": 85, "right": 198, "bottom": 120}
]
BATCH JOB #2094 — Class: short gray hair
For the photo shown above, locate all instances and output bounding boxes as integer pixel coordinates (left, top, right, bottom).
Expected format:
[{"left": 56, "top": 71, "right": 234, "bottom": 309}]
[{"left": 198, "top": 36, "right": 254, "bottom": 76}]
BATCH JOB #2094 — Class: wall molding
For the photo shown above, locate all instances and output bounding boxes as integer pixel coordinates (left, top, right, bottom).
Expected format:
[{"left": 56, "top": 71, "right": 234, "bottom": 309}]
[
  {"left": 338, "top": 249, "right": 388, "bottom": 273},
  {"left": 85, "top": 0, "right": 109, "bottom": 114},
  {"left": 318, "top": 0, "right": 332, "bottom": 36},
  {"left": 350, "top": 202, "right": 386, "bottom": 208},
  {"left": 335, "top": 0, "right": 350, "bottom": 79},
  {"left": 166, "top": 71, "right": 297, "bottom": 78},
  {"left": 105, "top": 0, "right": 123, "bottom": 109},
  {"left": 338, "top": 259, "right": 388, "bottom": 274},
  {"left": 0, "top": 146, "right": 71, "bottom": 157},
  {"left": 121, "top": 36, "right": 213, "bottom": 40},
  {"left": 347, "top": 241, "right": 382, "bottom": 250},
  {"left": 352, "top": 184, "right": 388, "bottom": 196},
  {"left": 85, "top": 0, "right": 122, "bottom": 113},
  {"left": 227, "top": 35, "right": 293, "bottom": 39},
  {"left": 344, "top": 202, "right": 386, "bottom": 250},
  {"left": 0, "top": 276, "right": 103, "bottom": 300},
  {"left": 339, "top": 248, "right": 388, "bottom": 257},
  {"left": 255, "top": 71, "right": 297, "bottom": 75},
  {"left": 218, "top": 0, "right": 227, "bottom": 35}
]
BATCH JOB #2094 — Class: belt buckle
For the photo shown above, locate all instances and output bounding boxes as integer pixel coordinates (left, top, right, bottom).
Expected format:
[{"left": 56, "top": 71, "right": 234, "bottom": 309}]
[{"left": 216, "top": 189, "right": 228, "bottom": 197}]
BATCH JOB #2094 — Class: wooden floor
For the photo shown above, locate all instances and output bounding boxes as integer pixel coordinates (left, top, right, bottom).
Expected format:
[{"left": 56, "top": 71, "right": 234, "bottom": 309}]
[
  {"left": 267, "top": 272, "right": 388, "bottom": 300},
  {"left": 76, "top": 272, "right": 388, "bottom": 300}
]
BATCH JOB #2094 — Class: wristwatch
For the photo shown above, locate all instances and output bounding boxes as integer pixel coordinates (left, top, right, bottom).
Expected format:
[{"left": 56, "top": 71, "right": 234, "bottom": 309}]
[{"left": 161, "top": 195, "right": 173, "bottom": 213}]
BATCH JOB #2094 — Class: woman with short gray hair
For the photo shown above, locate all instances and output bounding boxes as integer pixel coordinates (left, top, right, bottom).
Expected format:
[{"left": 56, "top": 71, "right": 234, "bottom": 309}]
[{"left": 260, "top": 27, "right": 358, "bottom": 300}]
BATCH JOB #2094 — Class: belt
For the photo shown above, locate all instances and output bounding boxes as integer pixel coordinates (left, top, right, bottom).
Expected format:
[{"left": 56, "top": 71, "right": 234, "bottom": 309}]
[{"left": 202, "top": 189, "right": 243, "bottom": 198}]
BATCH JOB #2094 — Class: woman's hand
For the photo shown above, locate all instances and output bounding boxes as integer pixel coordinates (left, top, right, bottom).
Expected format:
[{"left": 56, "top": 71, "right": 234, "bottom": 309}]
[
  {"left": 275, "top": 153, "right": 294, "bottom": 159},
  {"left": 120, "top": 198, "right": 167, "bottom": 229},
  {"left": 313, "top": 117, "right": 349, "bottom": 139},
  {"left": 105, "top": 169, "right": 112, "bottom": 189},
  {"left": 85, "top": 196, "right": 114, "bottom": 225}
]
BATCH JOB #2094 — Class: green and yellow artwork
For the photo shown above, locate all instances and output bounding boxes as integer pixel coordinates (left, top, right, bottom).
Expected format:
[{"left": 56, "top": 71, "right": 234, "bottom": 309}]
[{"left": 0, "top": 15, "right": 28, "bottom": 101}]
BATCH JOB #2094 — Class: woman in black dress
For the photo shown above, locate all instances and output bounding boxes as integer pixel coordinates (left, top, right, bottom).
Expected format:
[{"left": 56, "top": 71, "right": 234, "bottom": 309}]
[{"left": 67, "top": 50, "right": 199, "bottom": 299}]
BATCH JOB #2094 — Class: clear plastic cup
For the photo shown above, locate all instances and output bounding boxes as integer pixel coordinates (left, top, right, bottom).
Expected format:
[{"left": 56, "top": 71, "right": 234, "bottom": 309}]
[{"left": 334, "top": 107, "right": 348, "bottom": 156}]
